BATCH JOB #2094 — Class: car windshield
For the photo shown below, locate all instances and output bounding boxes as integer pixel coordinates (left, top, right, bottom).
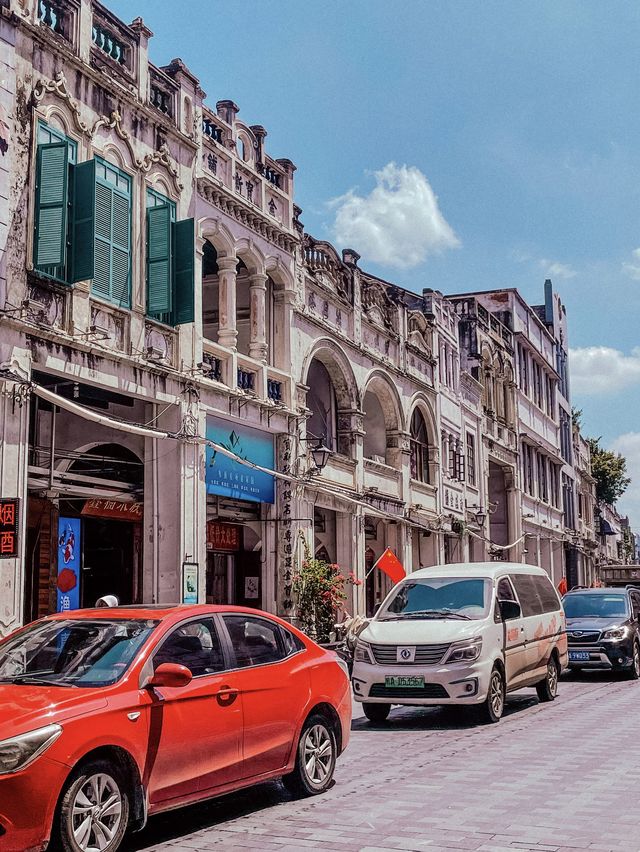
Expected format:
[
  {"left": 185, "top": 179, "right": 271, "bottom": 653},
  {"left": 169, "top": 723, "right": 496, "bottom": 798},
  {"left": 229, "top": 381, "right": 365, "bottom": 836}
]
[
  {"left": 563, "top": 594, "right": 628, "bottom": 619},
  {"left": 379, "top": 577, "right": 490, "bottom": 620},
  {"left": 0, "top": 618, "right": 159, "bottom": 688}
]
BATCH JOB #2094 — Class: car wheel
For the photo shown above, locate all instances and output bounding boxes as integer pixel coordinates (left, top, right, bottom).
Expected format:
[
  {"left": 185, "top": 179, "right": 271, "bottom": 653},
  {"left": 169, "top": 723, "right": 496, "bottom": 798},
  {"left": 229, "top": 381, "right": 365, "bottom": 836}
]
[
  {"left": 478, "top": 666, "right": 505, "bottom": 724},
  {"left": 536, "top": 657, "right": 559, "bottom": 702},
  {"left": 627, "top": 641, "right": 640, "bottom": 680},
  {"left": 362, "top": 702, "right": 391, "bottom": 723},
  {"left": 57, "top": 759, "right": 129, "bottom": 852},
  {"left": 283, "top": 714, "right": 337, "bottom": 798}
]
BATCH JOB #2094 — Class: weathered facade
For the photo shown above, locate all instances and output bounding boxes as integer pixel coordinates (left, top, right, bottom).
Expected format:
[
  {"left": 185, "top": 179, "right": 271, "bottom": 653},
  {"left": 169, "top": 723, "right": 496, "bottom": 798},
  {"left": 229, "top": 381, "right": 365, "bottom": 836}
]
[{"left": 0, "top": 0, "right": 601, "bottom": 635}]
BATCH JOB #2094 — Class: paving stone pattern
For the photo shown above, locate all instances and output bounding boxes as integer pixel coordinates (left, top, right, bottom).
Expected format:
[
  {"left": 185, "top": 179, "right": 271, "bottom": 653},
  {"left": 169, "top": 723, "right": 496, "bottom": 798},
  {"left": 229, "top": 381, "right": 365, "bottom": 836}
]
[{"left": 127, "top": 675, "right": 640, "bottom": 852}]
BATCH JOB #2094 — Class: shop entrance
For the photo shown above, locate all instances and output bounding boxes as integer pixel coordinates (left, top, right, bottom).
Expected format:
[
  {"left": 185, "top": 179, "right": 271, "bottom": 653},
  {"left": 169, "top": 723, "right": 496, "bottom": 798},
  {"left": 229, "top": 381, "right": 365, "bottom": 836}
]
[
  {"left": 205, "top": 520, "right": 262, "bottom": 609},
  {"left": 81, "top": 517, "right": 138, "bottom": 606}
]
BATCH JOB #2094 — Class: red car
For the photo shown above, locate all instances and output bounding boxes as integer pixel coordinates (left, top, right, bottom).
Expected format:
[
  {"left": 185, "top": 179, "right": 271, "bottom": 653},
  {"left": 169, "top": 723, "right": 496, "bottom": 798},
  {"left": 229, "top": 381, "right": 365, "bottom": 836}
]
[{"left": 0, "top": 605, "right": 351, "bottom": 852}]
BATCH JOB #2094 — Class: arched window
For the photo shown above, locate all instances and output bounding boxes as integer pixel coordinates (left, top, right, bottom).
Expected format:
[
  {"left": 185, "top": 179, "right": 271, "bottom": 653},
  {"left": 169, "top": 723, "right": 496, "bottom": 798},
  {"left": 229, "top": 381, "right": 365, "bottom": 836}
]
[
  {"left": 363, "top": 391, "right": 387, "bottom": 462},
  {"left": 410, "top": 409, "right": 431, "bottom": 483},
  {"left": 307, "top": 360, "right": 337, "bottom": 451}
]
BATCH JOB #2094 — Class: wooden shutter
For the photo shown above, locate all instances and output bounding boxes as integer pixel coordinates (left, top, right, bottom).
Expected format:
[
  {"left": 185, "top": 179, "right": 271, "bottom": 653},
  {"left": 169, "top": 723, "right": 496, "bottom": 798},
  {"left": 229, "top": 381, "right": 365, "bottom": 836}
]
[
  {"left": 146, "top": 204, "right": 172, "bottom": 315},
  {"left": 110, "top": 189, "right": 131, "bottom": 308},
  {"left": 92, "top": 180, "right": 113, "bottom": 300},
  {"left": 34, "top": 142, "right": 68, "bottom": 268},
  {"left": 172, "top": 217, "right": 195, "bottom": 325},
  {"left": 71, "top": 159, "right": 96, "bottom": 283}
]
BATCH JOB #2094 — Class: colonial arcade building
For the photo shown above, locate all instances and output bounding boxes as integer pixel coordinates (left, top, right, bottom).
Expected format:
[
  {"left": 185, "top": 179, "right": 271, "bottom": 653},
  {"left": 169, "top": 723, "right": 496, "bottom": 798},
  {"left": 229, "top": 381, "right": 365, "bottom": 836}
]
[{"left": 0, "top": 0, "right": 591, "bottom": 635}]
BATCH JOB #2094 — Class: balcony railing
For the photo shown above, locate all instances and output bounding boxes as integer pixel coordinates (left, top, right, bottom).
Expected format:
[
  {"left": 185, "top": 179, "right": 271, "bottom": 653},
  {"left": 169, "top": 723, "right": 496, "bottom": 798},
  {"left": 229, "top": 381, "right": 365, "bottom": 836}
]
[
  {"left": 38, "top": 0, "right": 67, "bottom": 36},
  {"left": 237, "top": 368, "right": 256, "bottom": 392},
  {"left": 92, "top": 22, "right": 127, "bottom": 65},
  {"left": 202, "top": 351, "right": 222, "bottom": 382},
  {"left": 203, "top": 117, "right": 223, "bottom": 143},
  {"left": 267, "top": 378, "right": 282, "bottom": 402},
  {"left": 257, "top": 162, "right": 281, "bottom": 188}
]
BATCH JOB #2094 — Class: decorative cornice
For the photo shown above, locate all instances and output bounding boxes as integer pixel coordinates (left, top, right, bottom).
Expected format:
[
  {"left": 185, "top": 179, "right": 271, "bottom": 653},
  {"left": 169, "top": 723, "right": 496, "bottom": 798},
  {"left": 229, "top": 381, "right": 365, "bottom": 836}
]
[
  {"left": 33, "top": 74, "right": 184, "bottom": 191},
  {"left": 197, "top": 176, "right": 297, "bottom": 253}
]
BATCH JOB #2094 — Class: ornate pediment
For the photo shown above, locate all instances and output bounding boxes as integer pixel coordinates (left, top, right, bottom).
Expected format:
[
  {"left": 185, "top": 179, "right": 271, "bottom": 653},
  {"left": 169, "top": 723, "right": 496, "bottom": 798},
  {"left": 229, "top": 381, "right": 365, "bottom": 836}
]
[
  {"left": 362, "top": 279, "right": 398, "bottom": 332},
  {"left": 407, "top": 311, "right": 433, "bottom": 356}
]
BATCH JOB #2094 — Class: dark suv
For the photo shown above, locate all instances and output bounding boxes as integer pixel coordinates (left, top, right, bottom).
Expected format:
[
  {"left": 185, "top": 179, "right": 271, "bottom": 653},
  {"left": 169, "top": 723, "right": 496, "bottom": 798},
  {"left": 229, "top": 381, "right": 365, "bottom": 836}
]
[{"left": 563, "top": 587, "right": 640, "bottom": 678}]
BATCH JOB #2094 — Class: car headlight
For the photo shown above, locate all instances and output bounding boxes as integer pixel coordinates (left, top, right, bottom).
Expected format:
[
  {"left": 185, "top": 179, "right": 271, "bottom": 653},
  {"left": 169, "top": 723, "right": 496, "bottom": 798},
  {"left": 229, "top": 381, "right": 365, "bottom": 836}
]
[
  {"left": 354, "top": 640, "right": 374, "bottom": 663},
  {"left": 0, "top": 724, "right": 62, "bottom": 775},
  {"left": 601, "top": 627, "right": 629, "bottom": 641},
  {"left": 445, "top": 637, "right": 483, "bottom": 664}
]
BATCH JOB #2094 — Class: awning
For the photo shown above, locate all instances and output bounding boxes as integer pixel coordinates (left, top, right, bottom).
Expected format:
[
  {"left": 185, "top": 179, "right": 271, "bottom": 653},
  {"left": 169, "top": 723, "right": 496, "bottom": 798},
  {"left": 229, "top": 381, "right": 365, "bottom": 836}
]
[{"left": 600, "top": 519, "right": 620, "bottom": 536}]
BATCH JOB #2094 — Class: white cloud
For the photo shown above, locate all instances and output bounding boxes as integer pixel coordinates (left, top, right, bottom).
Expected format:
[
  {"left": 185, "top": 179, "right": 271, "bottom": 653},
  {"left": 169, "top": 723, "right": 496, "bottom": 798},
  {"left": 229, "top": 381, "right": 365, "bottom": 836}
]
[
  {"left": 569, "top": 346, "right": 640, "bottom": 395},
  {"left": 611, "top": 432, "right": 640, "bottom": 529},
  {"left": 540, "top": 259, "right": 576, "bottom": 280},
  {"left": 622, "top": 247, "right": 640, "bottom": 281},
  {"left": 331, "top": 162, "right": 459, "bottom": 269}
]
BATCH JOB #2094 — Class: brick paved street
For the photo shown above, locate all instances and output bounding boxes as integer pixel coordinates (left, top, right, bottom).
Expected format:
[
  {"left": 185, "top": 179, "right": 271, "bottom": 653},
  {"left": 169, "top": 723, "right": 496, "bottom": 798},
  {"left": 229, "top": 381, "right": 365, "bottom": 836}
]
[{"left": 126, "top": 674, "right": 640, "bottom": 852}]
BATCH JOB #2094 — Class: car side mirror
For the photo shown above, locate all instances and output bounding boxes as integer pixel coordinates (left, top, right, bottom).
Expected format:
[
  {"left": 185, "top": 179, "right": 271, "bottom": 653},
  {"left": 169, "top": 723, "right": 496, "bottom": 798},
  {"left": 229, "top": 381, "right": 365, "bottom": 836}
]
[
  {"left": 499, "top": 599, "right": 521, "bottom": 621},
  {"left": 146, "top": 662, "right": 192, "bottom": 689}
]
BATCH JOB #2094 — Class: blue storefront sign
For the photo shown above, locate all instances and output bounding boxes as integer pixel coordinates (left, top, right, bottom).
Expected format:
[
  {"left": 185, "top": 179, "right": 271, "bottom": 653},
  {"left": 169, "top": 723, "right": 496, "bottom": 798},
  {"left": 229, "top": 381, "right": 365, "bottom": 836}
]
[
  {"left": 56, "top": 517, "right": 81, "bottom": 612},
  {"left": 206, "top": 416, "right": 275, "bottom": 504}
]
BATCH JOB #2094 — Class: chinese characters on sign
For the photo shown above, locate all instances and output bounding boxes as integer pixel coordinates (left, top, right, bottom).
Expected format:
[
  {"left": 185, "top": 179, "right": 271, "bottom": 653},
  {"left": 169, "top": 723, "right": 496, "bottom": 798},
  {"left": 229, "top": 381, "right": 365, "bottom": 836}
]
[
  {"left": 81, "top": 499, "right": 143, "bottom": 521},
  {"left": 0, "top": 499, "right": 19, "bottom": 559},
  {"left": 278, "top": 436, "right": 294, "bottom": 613},
  {"left": 206, "top": 521, "right": 241, "bottom": 551},
  {"left": 205, "top": 416, "right": 275, "bottom": 504}
]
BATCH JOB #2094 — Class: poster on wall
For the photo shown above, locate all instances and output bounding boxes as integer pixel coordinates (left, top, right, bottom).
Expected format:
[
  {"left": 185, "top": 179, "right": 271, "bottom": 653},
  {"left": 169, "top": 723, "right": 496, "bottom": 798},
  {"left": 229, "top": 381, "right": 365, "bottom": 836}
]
[
  {"left": 206, "top": 416, "right": 275, "bottom": 504},
  {"left": 182, "top": 562, "right": 199, "bottom": 604},
  {"left": 57, "top": 517, "right": 81, "bottom": 613}
]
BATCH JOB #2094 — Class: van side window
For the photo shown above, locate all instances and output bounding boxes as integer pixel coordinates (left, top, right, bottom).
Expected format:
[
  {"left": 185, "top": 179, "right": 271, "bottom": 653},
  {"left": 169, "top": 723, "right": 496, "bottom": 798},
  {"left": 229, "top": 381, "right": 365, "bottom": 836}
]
[
  {"left": 532, "top": 575, "right": 561, "bottom": 613},
  {"left": 497, "top": 577, "right": 517, "bottom": 602},
  {"left": 509, "top": 574, "right": 543, "bottom": 617},
  {"left": 630, "top": 592, "right": 640, "bottom": 620}
]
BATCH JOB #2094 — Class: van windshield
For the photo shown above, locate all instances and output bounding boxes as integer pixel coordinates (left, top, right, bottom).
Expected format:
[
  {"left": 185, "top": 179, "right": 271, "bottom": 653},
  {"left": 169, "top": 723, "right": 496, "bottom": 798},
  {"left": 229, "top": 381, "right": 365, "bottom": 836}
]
[{"left": 379, "top": 577, "right": 490, "bottom": 621}]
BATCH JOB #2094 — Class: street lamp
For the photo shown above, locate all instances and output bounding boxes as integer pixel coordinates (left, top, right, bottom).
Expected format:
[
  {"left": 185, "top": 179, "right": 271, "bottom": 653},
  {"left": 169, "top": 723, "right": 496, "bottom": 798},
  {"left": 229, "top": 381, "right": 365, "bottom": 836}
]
[
  {"left": 467, "top": 505, "right": 487, "bottom": 527},
  {"left": 311, "top": 439, "right": 332, "bottom": 472}
]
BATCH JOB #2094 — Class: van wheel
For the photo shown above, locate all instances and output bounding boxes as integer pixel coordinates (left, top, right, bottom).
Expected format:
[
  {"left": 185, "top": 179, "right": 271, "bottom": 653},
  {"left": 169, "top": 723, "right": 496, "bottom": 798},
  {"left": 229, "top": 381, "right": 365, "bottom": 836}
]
[
  {"left": 363, "top": 702, "right": 391, "bottom": 723},
  {"left": 478, "top": 666, "right": 504, "bottom": 723},
  {"left": 282, "top": 714, "right": 337, "bottom": 798},
  {"left": 57, "top": 759, "right": 129, "bottom": 852},
  {"left": 536, "top": 657, "right": 559, "bottom": 702}
]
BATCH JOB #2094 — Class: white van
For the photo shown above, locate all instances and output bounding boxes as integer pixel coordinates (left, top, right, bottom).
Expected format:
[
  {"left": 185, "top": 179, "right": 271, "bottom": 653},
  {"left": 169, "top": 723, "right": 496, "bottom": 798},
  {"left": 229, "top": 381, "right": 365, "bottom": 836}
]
[{"left": 351, "top": 562, "right": 567, "bottom": 723}]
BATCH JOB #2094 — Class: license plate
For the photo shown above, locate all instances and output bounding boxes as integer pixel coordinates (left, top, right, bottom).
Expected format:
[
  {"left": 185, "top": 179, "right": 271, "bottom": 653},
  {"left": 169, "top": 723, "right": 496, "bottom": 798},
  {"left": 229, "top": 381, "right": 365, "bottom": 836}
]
[
  {"left": 385, "top": 675, "right": 425, "bottom": 688},
  {"left": 569, "top": 651, "right": 590, "bottom": 662}
]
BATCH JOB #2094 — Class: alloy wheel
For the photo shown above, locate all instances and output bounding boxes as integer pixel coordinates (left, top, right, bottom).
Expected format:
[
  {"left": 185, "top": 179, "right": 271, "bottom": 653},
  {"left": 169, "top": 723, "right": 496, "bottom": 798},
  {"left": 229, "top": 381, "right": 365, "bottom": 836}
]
[
  {"left": 548, "top": 660, "right": 558, "bottom": 697},
  {"left": 302, "top": 724, "right": 333, "bottom": 787},
  {"left": 490, "top": 671, "right": 504, "bottom": 718},
  {"left": 70, "top": 772, "right": 123, "bottom": 851},
  {"left": 634, "top": 643, "right": 640, "bottom": 677}
]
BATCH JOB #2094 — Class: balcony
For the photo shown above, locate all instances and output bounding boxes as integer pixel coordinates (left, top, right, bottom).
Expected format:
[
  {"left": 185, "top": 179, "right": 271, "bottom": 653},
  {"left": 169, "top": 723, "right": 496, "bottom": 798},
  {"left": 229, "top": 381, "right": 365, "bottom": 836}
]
[
  {"left": 202, "top": 110, "right": 224, "bottom": 144},
  {"left": 38, "top": 0, "right": 71, "bottom": 40},
  {"left": 202, "top": 340, "right": 232, "bottom": 386},
  {"left": 92, "top": 22, "right": 127, "bottom": 65},
  {"left": 363, "top": 458, "right": 401, "bottom": 499},
  {"left": 237, "top": 367, "right": 256, "bottom": 393},
  {"left": 149, "top": 66, "right": 176, "bottom": 119}
]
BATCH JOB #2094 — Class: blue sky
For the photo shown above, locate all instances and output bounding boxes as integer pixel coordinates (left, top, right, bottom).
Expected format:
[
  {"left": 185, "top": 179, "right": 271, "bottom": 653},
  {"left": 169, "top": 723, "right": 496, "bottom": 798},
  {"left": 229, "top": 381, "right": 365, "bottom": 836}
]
[{"left": 110, "top": 0, "right": 640, "bottom": 523}]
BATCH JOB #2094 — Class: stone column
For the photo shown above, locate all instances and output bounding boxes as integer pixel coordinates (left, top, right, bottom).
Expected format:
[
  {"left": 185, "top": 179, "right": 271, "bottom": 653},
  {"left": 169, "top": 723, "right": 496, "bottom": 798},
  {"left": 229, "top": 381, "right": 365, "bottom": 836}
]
[
  {"left": 216, "top": 256, "right": 237, "bottom": 350},
  {"left": 248, "top": 272, "right": 268, "bottom": 361}
]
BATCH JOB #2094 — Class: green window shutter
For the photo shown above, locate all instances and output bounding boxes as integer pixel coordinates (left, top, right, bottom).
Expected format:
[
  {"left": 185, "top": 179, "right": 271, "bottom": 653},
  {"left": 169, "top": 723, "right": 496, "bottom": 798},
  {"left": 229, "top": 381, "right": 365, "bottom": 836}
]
[
  {"left": 111, "top": 189, "right": 131, "bottom": 308},
  {"left": 34, "top": 142, "right": 68, "bottom": 268},
  {"left": 71, "top": 159, "right": 96, "bottom": 283},
  {"left": 172, "top": 217, "right": 195, "bottom": 325},
  {"left": 92, "top": 180, "right": 113, "bottom": 300},
  {"left": 147, "top": 204, "right": 172, "bottom": 315}
]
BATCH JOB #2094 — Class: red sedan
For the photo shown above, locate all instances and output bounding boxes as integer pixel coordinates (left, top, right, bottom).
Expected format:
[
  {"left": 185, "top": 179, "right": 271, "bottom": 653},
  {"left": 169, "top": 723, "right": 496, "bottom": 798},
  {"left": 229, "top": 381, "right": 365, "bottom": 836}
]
[{"left": 0, "top": 605, "right": 351, "bottom": 852}]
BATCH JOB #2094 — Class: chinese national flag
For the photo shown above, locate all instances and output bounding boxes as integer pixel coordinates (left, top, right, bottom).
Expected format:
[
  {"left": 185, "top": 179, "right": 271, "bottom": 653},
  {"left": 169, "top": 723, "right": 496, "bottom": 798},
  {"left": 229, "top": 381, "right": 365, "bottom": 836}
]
[{"left": 374, "top": 548, "right": 406, "bottom": 584}]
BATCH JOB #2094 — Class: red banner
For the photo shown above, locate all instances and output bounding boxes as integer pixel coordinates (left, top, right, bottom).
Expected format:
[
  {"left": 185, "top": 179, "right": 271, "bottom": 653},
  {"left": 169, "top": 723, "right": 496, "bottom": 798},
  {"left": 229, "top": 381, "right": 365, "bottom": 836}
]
[
  {"left": 81, "top": 499, "right": 143, "bottom": 521},
  {"left": 207, "top": 521, "right": 241, "bottom": 551}
]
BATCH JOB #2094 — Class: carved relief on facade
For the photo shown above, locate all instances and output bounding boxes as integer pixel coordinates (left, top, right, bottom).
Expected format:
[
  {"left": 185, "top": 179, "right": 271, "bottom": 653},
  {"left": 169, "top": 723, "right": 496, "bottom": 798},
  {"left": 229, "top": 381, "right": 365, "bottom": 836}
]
[
  {"left": 144, "top": 321, "right": 176, "bottom": 365},
  {"left": 407, "top": 310, "right": 434, "bottom": 358},
  {"left": 361, "top": 278, "right": 398, "bottom": 333},
  {"left": 26, "top": 278, "right": 66, "bottom": 331}
]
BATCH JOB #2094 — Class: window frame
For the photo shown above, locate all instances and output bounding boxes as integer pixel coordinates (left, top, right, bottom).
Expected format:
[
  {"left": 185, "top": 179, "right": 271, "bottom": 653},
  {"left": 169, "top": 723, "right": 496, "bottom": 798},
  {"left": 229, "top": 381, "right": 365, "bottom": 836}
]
[
  {"left": 91, "top": 155, "right": 133, "bottom": 309},
  {"left": 33, "top": 121, "right": 79, "bottom": 284},
  {"left": 219, "top": 613, "right": 305, "bottom": 671},
  {"left": 149, "top": 615, "right": 231, "bottom": 680},
  {"left": 410, "top": 408, "right": 431, "bottom": 484}
]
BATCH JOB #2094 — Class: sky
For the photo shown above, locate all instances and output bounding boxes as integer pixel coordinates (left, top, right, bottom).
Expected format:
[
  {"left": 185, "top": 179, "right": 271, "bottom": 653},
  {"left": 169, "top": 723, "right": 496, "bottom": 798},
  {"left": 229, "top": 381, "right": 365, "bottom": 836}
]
[{"left": 110, "top": 0, "right": 640, "bottom": 525}]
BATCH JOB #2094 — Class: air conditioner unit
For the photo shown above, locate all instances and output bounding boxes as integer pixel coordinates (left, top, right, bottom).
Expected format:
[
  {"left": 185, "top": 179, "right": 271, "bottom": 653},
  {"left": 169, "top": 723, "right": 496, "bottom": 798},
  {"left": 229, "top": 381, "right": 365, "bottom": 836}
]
[
  {"left": 145, "top": 346, "right": 166, "bottom": 361},
  {"left": 89, "top": 323, "right": 110, "bottom": 340},
  {"left": 371, "top": 454, "right": 386, "bottom": 464},
  {"left": 22, "top": 297, "right": 46, "bottom": 315}
]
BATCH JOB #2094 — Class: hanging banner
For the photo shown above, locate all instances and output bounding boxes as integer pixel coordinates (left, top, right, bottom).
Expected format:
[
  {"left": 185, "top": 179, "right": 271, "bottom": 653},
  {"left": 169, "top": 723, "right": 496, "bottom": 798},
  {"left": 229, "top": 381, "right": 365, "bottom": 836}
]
[
  {"left": 206, "top": 416, "right": 275, "bottom": 504},
  {"left": 0, "top": 498, "right": 20, "bottom": 559},
  {"left": 57, "top": 517, "right": 81, "bottom": 612}
]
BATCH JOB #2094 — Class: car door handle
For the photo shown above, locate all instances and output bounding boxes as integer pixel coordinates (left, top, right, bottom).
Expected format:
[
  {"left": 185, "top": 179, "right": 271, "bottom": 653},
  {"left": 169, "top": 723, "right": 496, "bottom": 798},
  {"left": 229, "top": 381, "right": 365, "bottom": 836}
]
[
  {"left": 215, "top": 686, "right": 239, "bottom": 697},
  {"left": 214, "top": 685, "right": 239, "bottom": 705}
]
